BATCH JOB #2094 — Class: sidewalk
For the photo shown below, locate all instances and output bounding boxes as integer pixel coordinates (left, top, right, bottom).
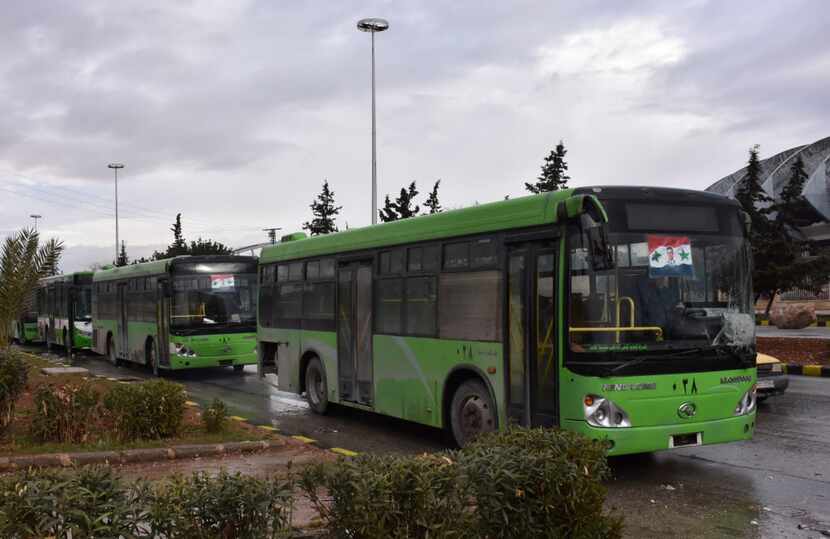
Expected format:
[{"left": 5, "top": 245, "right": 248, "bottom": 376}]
[{"left": 756, "top": 326, "right": 830, "bottom": 339}]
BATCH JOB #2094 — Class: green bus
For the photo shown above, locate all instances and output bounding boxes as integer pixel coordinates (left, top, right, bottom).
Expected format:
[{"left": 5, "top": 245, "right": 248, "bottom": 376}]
[
  {"left": 257, "top": 187, "right": 757, "bottom": 453},
  {"left": 91, "top": 255, "right": 259, "bottom": 374},
  {"left": 34, "top": 272, "right": 94, "bottom": 353},
  {"left": 11, "top": 290, "right": 43, "bottom": 345}
]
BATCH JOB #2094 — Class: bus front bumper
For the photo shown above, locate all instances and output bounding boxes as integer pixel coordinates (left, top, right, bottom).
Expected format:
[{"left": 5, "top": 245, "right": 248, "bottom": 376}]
[
  {"left": 167, "top": 353, "right": 257, "bottom": 370},
  {"left": 562, "top": 413, "right": 756, "bottom": 456}
]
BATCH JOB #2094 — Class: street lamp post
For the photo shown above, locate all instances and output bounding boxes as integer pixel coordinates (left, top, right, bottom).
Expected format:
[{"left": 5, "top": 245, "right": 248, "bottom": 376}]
[
  {"left": 357, "top": 17, "right": 389, "bottom": 225},
  {"left": 29, "top": 214, "right": 42, "bottom": 232},
  {"left": 108, "top": 163, "right": 125, "bottom": 264}
]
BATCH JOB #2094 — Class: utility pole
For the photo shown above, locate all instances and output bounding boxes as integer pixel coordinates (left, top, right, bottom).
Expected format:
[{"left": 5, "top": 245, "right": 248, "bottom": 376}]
[
  {"left": 357, "top": 17, "right": 389, "bottom": 225},
  {"left": 263, "top": 227, "right": 282, "bottom": 244},
  {"left": 108, "top": 163, "right": 125, "bottom": 264}
]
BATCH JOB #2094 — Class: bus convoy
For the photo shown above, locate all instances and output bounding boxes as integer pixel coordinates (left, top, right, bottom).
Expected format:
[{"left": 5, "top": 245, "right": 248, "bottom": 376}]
[{"left": 13, "top": 187, "right": 758, "bottom": 453}]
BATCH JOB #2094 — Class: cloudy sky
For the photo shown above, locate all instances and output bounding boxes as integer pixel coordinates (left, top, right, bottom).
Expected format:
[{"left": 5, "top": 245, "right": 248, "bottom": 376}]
[{"left": 1, "top": 0, "right": 828, "bottom": 272}]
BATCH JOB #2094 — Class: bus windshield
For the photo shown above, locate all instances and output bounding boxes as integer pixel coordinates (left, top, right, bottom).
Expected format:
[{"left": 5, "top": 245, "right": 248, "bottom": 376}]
[
  {"left": 568, "top": 200, "right": 754, "bottom": 365},
  {"left": 172, "top": 273, "right": 257, "bottom": 329},
  {"left": 76, "top": 286, "right": 92, "bottom": 320}
]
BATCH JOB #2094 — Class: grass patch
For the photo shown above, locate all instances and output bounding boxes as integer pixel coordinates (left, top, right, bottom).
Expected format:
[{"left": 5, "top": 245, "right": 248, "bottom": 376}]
[{"left": 0, "top": 351, "right": 271, "bottom": 456}]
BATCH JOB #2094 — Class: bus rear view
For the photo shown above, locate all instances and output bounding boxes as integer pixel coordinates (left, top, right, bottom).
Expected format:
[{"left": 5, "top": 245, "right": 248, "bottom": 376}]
[{"left": 565, "top": 187, "right": 756, "bottom": 454}]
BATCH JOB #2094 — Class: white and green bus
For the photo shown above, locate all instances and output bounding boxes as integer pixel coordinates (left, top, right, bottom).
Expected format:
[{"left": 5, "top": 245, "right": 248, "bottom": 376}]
[
  {"left": 35, "top": 272, "right": 94, "bottom": 353},
  {"left": 91, "top": 255, "right": 259, "bottom": 374}
]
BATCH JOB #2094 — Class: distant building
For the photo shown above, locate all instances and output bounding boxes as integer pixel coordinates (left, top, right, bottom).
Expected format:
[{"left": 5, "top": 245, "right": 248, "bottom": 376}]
[{"left": 706, "top": 136, "right": 830, "bottom": 247}]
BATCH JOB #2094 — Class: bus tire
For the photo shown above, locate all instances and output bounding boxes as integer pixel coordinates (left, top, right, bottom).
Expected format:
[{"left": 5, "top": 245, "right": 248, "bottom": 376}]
[
  {"left": 305, "top": 357, "right": 328, "bottom": 414},
  {"left": 146, "top": 339, "right": 160, "bottom": 377},
  {"left": 449, "top": 379, "right": 496, "bottom": 448},
  {"left": 233, "top": 364, "right": 244, "bottom": 373},
  {"left": 107, "top": 334, "right": 119, "bottom": 367}
]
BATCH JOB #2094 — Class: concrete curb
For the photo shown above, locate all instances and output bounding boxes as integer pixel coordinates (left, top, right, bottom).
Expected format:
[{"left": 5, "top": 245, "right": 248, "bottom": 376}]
[
  {"left": 784, "top": 364, "right": 830, "bottom": 377},
  {"left": 0, "top": 439, "right": 285, "bottom": 472}
]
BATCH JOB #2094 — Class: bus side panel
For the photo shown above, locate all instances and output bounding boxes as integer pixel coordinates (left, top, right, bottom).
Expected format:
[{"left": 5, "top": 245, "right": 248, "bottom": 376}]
[
  {"left": 373, "top": 335, "right": 504, "bottom": 428},
  {"left": 93, "top": 319, "right": 118, "bottom": 356},
  {"left": 126, "top": 321, "right": 158, "bottom": 364},
  {"left": 259, "top": 327, "right": 303, "bottom": 393}
]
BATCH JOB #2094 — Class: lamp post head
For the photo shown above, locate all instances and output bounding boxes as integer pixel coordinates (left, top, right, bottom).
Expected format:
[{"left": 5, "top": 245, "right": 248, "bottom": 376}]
[
  {"left": 30, "top": 214, "right": 42, "bottom": 219},
  {"left": 108, "top": 163, "right": 125, "bottom": 169},
  {"left": 357, "top": 18, "right": 389, "bottom": 33}
]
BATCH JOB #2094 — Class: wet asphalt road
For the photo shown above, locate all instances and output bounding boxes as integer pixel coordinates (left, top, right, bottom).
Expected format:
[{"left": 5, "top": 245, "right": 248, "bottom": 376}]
[{"left": 29, "top": 346, "right": 830, "bottom": 538}]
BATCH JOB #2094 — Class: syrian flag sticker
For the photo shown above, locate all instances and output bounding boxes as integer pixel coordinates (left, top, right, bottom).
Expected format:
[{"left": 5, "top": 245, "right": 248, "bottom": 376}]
[{"left": 648, "top": 235, "right": 694, "bottom": 278}]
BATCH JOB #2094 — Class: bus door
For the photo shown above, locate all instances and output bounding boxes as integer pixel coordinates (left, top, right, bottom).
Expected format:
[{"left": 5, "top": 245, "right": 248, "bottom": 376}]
[
  {"left": 506, "top": 241, "right": 559, "bottom": 427},
  {"left": 117, "top": 282, "right": 128, "bottom": 358},
  {"left": 67, "top": 286, "right": 76, "bottom": 352},
  {"left": 156, "top": 279, "right": 171, "bottom": 368},
  {"left": 47, "top": 285, "right": 56, "bottom": 344},
  {"left": 337, "top": 260, "right": 374, "bottom": 406}
]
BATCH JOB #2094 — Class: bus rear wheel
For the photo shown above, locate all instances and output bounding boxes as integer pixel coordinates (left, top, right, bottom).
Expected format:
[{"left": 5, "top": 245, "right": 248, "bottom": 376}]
[
  {"left": 450, "top": 379, "right": 496, "bottom": 448},
  {"left": 305, "top": 358, "right": 328, "bottom": 414},
  {"left": 146, "top": 339, "right": 159, "bottom": 377},
  {"left": 107, "top": 335, "right": 119, "bottom": 367}
]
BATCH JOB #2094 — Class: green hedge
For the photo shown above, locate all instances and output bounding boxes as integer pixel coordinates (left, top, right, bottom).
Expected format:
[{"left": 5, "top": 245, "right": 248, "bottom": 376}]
[
  {"left": 29, "top": 381, "right": 100, "bottom": 443},
  {"left": 104, "top": 379, "right": 187, "bottom": 441},
  {"left": 301, "top": 426, "right": 623, "bottom": 538},
  {"left": 0, "top": 467, "right": 294, "bottom": 539},
  {"left": 202, "top": 398, "right": 228, "bottom": 433},
  {"left": 0, "top": 350, "right": 28, "bottom": 434}
]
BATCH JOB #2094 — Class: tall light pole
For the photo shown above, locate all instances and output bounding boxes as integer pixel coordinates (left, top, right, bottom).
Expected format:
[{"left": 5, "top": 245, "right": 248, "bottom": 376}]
[
  {"left": 357, "top": 17, "right": 389, "bottom": 225},
  {"left": 108, "top": 163, "right": 125, "bottom": 263},
  {"left": 29, "top": 214, "right": 42, "bottom": 232}
]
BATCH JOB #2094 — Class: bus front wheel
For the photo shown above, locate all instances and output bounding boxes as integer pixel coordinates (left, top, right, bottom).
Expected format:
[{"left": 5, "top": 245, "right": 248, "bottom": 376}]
[
  {"left": 450, "top": 379, "right": 496, "bottom": 448},
  {"left": 305, "top": 357, "right": 328, "bottom": 414}
]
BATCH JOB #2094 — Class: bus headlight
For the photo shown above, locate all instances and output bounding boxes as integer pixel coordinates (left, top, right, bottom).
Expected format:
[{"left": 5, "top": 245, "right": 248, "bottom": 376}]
[
  {"left": 734, "top": 384, "right": 757, "bottom": 416},
  {"left": 174, "top": 343, "right": 198, "bottom": 358},
  {"left": 584, "top": 395, "right": 631, "bottom": 428}
]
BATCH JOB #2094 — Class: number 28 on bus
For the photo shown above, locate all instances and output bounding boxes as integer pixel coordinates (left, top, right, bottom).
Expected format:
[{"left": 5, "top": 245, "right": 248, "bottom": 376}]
[{"left": 257, "top": 186, "right": 757, "bottom": 454}]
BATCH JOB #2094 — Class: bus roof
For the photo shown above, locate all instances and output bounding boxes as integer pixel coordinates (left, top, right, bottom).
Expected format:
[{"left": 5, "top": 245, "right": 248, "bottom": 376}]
[
  {"left": 92, "top": 255, "right": 259, "bottom": 283},
  {"left": 39, "top": 271, "right": 94, "bottom": 286},
  {"left": 260, "top": 189, "right": 576, "bottom": 264}
]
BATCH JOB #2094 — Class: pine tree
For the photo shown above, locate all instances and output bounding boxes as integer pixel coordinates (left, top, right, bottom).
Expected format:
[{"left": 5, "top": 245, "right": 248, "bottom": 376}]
[
  {"left": 379, "top": 182, "right": 420, "bottom": 222},
  {"left": 170, "top": 213, "right": 187, "bottom": 254},
  {"left": 425, "top": 180, "right": 442, "bottom": 214},
  {"left": 734, "top": 145, "right": 770, "bottom": 221},
  {"left": 303, "top": 180, "right": 342, "bottom": 235},
  {"left": 525, "top": 140, "right": 570, "bottom": 194},
  {"left": 776, "top": 155, "right": 811, "bottom": 226},
  {"left": 189, "top": 238, "right": 233, "bottom": 255},
  {"left": 396, "top": 181, "right": 420, "bottom": 219},
  {"left": 116, "top": 241, "right": 129, "bottom": 266}
]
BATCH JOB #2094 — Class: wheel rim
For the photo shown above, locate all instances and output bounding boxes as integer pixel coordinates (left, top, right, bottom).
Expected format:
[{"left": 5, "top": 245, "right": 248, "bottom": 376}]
[
  {"left": 308, "top": 368, "right": 321, "bottom": 405},
  {"left": 460, "top": 395, "right": 492, "bottom": 440}
]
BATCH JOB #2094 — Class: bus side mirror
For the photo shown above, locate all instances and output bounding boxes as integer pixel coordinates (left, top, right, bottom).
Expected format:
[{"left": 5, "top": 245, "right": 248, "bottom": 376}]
[{"left": 587, "top": 224, "right": 615, "bottom": 271}]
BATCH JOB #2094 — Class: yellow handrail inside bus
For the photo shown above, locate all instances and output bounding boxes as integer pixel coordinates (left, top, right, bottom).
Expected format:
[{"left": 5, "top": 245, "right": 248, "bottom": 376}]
[
  {"left": 615, "top": 296, "right": 635, "bottom": 343},
  {"left": 570, "top": 326, "right": 664, "bottom": 341}
]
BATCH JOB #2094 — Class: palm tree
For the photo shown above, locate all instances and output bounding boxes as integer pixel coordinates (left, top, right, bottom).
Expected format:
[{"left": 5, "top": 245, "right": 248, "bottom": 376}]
[{"left": 0, "top": 228, "right": 64, "bottom": 348}]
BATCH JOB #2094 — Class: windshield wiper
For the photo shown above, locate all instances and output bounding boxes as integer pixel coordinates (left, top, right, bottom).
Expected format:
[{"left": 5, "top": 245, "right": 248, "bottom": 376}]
[{"left": 603, "top": 346, "right": 710, "bottom": 376}]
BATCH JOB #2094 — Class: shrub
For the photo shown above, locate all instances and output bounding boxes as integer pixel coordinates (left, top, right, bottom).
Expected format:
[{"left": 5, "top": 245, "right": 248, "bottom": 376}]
[
  {"left": 104, "top": 379, "right": 187, "bottom": 441},
  {"left": 0, "top": 466, "right": 141, "bottom": 539},
  {"left": 29, "top": 381, "right": 100, "bottom": 443},
  {"left": 301, "top": 426, "right": 622, "bottom": 539},
  {"left": 0, "top": 350, "right": 28, "bottom": 434},
  {"left": 145, "top": 470, "right": 295, "bottom": 538},
  {"left": 300, "top": 453, "right": 473, "bottom": 538},
  {"left": 0, "top": 468, "right": 294, "bottom": 539},
  {"left": 460, "top": 427, "right": 623, "bottom": 538},
  {"left": 202, "top": 398, "right": 228, "bottom": 433}
]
